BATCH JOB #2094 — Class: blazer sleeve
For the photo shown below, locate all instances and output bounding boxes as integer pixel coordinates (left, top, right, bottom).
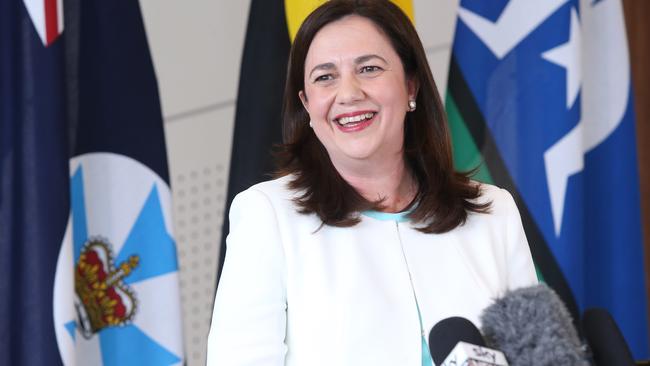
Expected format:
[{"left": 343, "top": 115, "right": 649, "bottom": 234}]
[
  {"left": 500, "top": 188, "right": 539, "bottom": 290},
  {"left": 206, "top": 188, "right": 288, "bottom": 366}
]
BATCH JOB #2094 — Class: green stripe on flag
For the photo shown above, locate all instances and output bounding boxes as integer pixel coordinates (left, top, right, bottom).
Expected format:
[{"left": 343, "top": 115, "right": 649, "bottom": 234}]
[
  {"left": 446, "top": 94, "right": 494, "bottom": 184},
  {"left": 445, "top": 93, "right": 545, "bottom": 283}
]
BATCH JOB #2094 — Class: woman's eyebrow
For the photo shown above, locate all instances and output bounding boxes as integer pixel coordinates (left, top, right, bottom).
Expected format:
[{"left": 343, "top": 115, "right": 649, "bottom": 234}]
[{"left": 355, "top": 54, "right": 387, "bottom": 65}]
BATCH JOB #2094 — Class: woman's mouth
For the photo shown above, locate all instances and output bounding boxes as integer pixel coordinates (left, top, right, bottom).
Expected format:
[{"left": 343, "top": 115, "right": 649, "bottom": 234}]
[{"left": 333, "top": 112, "right": 376, "bottom": 132}]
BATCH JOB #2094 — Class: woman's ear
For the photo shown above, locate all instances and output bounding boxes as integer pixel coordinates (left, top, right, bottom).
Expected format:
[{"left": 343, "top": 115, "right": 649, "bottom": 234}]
[
  {"left": 298, "top": 90, "right": 309, "bottom": 112},
  {"left": 407, "top": 78, "right": 419, "bottom": 102}
]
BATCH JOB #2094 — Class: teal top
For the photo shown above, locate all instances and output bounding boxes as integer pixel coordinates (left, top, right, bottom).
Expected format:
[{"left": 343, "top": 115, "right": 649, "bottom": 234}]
[
  {"left": 362, "top": 210, "right": 434, "bottom": 366},
  {"left": 361, "top": 209, "right": 411, "bottom": 223},
  {"left": 417, "top": 302, "right": 434, "bottom": 366}
]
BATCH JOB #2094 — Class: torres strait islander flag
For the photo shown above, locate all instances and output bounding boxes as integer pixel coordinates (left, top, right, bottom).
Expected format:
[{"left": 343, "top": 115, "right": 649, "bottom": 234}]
[
  {"left": 447, "top": 0, "right": 649, "bottom": 358},
  {"left": 1, "top": 0, "right": 184, "bottom": 365}
]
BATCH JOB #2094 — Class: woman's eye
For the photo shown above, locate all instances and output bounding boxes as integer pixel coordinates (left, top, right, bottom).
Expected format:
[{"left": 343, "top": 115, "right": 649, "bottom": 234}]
[
  {"left": 360, "top": 65, "right": 381, "bottom": 73},
  {"left": 314, "top": 74, "right": 333, "bottom": 82}
]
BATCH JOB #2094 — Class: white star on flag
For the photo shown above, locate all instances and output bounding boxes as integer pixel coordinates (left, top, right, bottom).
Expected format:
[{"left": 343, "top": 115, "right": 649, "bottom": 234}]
[{"left": 542, "top": 7, "right": 582, "bottom": 109}]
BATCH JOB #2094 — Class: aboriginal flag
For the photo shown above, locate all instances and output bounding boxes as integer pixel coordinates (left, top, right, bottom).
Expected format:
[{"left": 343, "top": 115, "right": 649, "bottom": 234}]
[{"left": 217, "top": 0, "right": 292, "bottom": 280}]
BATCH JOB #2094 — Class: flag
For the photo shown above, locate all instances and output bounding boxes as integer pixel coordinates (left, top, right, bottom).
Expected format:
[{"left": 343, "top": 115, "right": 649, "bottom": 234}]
[
  {"left": 0, "top": 0, "right": 185, "bottom": 364},
  {"left": 0, "top": 0, "right": 67, "bottom": 364},
  {"left": 447, "top": 0, "right": 648, "bottom": 358},
  {"left": 217, "top": 0, "right": 292, "bottom": 281},
  {"left": 54, "top": 0, "right": 184, "bottom": 364}
]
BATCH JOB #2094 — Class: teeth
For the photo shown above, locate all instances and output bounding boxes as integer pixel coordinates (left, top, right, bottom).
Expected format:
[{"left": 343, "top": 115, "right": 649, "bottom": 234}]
[{"left": 338, "top": 112, "right": 375, "bottom": 125}]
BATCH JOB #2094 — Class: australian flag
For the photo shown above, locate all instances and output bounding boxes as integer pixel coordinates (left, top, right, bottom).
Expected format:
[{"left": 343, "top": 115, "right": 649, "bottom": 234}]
[
  {"left": 447, "top": 0, "right": 648, "bottom": 358},
  {"left": 1, "top": 0, "right": 184, "bottom": 365},
  {"left": 1, "top": 0, "right": 68, "bottom": 364}
]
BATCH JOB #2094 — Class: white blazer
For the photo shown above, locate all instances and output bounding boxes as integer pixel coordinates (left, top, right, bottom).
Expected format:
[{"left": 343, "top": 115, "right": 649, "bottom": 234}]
[{"left": 207, "top": 176, "right": 538, "bottom": 366}]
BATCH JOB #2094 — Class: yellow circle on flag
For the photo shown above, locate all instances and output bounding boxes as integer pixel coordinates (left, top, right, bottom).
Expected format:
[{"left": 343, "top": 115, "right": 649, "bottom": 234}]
[{"left": 284, "top": 0, "right": 414, "bottom": 43}]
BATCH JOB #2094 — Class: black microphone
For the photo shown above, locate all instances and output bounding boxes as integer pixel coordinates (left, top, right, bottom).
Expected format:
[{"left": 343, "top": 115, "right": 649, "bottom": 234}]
[
  {"left": 429, "top": 316, "right": 509, "bottom": 366},
  {"left": 582, "top": 308, "right": 635, "bottom": 366},
  {"left": 480, "top": 284, "right": 590, "bottom": 366}
]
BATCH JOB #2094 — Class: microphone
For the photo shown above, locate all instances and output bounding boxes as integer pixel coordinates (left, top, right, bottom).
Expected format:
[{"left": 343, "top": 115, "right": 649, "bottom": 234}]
[
  {"left": 582, "top": 308, "right": 635, "bottom": 366},
  {"left": 480, "top": 284, "right": 589, "bottom": 366},
  {"left": 429, "top": 316, "right": 509, "bottom": 366}
]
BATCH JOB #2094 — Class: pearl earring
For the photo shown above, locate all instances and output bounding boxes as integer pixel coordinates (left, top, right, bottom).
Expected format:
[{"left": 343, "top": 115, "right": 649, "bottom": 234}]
[
  {"left": 408, "top": 99, "right": 416, "bottom": 112},
  {"left": 309, "top": 120, "right": 313, "bottom": 128}
]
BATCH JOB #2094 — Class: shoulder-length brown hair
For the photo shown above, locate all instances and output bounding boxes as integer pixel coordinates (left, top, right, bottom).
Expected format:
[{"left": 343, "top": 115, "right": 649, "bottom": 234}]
[{"left": 275, "top": 0, "right": 489, "bottom": 233}]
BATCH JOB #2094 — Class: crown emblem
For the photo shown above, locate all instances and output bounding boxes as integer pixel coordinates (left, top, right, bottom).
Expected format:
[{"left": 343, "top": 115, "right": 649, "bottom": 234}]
[{"left": 74, "top": 238, "right": 139, "bottom": 338}]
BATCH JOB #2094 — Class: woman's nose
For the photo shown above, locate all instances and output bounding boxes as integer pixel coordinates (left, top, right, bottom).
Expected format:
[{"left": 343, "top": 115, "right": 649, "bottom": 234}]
[{"left": 336, "top": 74, "right": 364, "bottom": 104}]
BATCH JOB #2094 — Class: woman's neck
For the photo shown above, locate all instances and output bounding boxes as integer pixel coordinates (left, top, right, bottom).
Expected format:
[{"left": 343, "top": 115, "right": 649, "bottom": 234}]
[{"left": 333, "top": 156, "right": 417, "bottom": 213}]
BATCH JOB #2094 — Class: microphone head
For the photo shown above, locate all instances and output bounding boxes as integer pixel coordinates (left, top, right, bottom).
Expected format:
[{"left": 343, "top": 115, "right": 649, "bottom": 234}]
[
  {"left": 582, "top": 308, "right": 635, "bottom": 366},
  {"left": 428, "top": 316, "right": 486, "bottom": 365},
  {"left": 480, "top": 284, "right": 589, "bottom": 366}
]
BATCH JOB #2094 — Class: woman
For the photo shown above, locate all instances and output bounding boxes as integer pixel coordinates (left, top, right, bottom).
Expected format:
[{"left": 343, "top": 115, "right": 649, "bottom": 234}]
[{"left": 207, "top": 1, "right": 537, "bottom": 365}]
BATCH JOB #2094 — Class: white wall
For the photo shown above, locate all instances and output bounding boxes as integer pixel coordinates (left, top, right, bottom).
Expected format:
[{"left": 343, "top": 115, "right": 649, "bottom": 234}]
[{"left": 139, "top": 1, "right": 459, "bottom": 364}]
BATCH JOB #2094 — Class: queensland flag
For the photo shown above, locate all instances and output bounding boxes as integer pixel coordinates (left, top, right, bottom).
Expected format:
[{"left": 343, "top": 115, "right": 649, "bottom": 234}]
[
  {"left": 447, "top": 0, "right": 649, "bottom": 358},
  {"left": 1, "top": 0, "right": 184, "bottom": 365}
]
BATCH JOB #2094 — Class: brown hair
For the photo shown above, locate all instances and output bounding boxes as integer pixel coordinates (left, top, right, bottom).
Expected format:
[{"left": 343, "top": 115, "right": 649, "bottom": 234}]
[{"left": 275, "top": 0, "right": 489, "bottom": 233}]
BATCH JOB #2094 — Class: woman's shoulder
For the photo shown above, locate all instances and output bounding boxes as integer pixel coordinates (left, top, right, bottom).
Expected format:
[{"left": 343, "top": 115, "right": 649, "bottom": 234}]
[
  {"left": 229, "top": 175, "right": 320, "bottom": 234},
  {"left": 232, "top": 174, "right": 298, "bottom": 213},
  {"left": 246, "top": 174, "right": 293, "bottom": 195},
  {"left": 471, "top": 181, "right": 520, "bottom": 217}
]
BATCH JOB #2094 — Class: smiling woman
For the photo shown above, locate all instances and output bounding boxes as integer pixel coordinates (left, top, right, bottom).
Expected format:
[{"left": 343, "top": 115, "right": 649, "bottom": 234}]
[
  {"left": 207, "top": 1, "right": 538, "bottom": 365},
  {"left": 299, "top": 15, "right": 415, "bottom": 185},
  {"left": 277, "top": 0, "right": 490, "bottom": 230}
]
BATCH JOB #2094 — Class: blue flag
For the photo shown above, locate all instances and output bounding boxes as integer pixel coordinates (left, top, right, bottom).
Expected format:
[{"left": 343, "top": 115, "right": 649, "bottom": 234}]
[
  {"left": 1, "top": 0, "right": 185, "bottom": 364},
  {"left": 0, "top": 0, "right": 67, "bottom": 364},
  {"left": 448, "top": 0, "right": 648, "bottom": 358}
]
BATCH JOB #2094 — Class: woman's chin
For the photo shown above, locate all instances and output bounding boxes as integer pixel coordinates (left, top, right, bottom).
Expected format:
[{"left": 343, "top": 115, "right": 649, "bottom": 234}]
[{"left": 331, "top": 148, "right": 379, "bottom": 165}]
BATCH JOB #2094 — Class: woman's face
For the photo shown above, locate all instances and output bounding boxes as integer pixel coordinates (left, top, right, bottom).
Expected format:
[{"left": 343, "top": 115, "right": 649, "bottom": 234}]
[{"left": 300, "top": 15, "right": 416, "bottom": 169}]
